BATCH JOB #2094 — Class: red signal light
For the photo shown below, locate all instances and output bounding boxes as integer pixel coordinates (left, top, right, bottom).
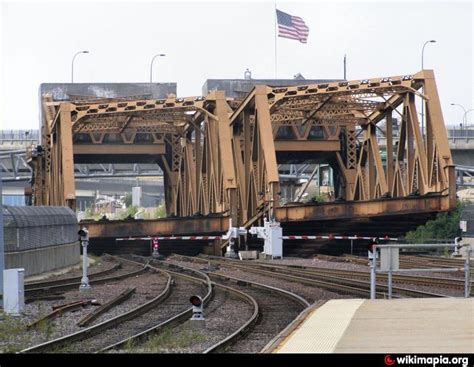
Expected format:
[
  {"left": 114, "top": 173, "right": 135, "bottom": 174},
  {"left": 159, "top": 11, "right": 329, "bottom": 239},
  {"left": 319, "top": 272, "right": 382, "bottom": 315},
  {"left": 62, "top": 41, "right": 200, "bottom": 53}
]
[{"left": 190, "top": 295, "right": 202, "bottom": 306}]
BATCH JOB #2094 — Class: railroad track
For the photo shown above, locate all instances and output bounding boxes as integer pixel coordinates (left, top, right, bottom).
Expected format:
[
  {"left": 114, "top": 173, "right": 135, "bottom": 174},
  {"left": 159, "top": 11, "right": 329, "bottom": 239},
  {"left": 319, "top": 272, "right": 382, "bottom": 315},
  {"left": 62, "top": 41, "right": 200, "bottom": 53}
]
[
  {"left": 203, "top": 272, "right": 309, "bottom": 353},
  {"left": 174, "top": 255, "right": 451, "bottom": 299},
  {"left": 24, "top": 258, "right": 147, "bottom": 297},
  {"left": 98, "top": 259, "right": 213, "bottom": 353},
  {"left": 21, "top": 257, "right": 173, "bottom": 353},
  {"left": 213, "top": 257, "right": 471, "bottom": 291},
  {"left": 341, "top": 254, "right": 473, "bottom": 270},
  {"left": 25, "top": 260, "right": 121, "bottom": 291},
  {"left": 102, "top": 257, "right": 308, "bottom": 354}
]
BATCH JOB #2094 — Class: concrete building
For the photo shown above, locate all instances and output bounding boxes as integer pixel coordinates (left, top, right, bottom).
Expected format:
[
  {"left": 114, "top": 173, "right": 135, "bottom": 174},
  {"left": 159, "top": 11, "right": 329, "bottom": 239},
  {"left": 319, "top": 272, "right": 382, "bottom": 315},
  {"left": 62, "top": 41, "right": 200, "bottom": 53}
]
[{"left": 202, "top": 75, "right": 338, "bottom": 98}]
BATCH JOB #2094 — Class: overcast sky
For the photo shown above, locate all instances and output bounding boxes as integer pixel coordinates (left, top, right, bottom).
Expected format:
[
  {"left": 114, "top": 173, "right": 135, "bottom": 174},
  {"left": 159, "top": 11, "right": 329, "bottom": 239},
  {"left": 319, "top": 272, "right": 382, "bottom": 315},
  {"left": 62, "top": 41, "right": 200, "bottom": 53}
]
[{"left": 1, "top": 0, "right": 473, "bottom": 130}]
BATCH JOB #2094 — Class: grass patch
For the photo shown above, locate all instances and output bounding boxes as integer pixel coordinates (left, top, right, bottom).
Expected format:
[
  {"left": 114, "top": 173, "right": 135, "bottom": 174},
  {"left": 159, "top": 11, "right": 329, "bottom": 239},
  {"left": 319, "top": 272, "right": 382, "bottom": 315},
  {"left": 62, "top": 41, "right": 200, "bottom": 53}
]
[
  {"left": 141, "top": 327, "right": 205, "bottom": 352},
  {"left": 34, "top": 318, "right": 55, "bottom": 338},
  {"left": 0, "top": 312, "right": 30, "bottom": 352},
  {"left": 88, "top": 254, "right": 102, "bottom": 267},
  {"left": 123, "top": 338, "right": 136, "bottom": 352}
]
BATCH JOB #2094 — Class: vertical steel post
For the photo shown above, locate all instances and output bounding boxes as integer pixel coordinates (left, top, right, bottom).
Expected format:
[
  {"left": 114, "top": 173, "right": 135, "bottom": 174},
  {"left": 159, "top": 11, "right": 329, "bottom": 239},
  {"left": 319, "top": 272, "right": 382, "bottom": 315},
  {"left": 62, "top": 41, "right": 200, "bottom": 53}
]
[
  {"left": 80, "top": 240, "right": 90, "bottom": 290},
  {"left": 350, "top": 239, "right": 353, "bottom": 255},
  {"left": 388, "top": 248, "right": 393, "bottom": 299},
  {"left": 79, "top": 228, "right": 90, "bottom": 291},
  {"left": 370, "top": 247, "right": 377, "bottom": 299},
  {"left": 465, "top": 245, "right": 471, "bottom": 298}
]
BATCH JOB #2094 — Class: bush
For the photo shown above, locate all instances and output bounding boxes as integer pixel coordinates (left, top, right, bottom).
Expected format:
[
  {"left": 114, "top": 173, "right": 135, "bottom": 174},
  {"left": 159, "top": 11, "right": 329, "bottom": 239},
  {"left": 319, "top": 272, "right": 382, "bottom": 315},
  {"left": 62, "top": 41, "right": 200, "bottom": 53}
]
[
  {"left": 123, "top": 192, "right": 132, "bottom": 208},
  {"left": 310, "top": 194, "right": 325, "bottom": 203},
  {"left": 154, "top": 203, "right": 166, "bottom": 219},
  {"left": 126, "top": 205, "right": 139, "bottom": 218},
  {"left": 405, "top": 202, "right": 463, "bottom": 243}
]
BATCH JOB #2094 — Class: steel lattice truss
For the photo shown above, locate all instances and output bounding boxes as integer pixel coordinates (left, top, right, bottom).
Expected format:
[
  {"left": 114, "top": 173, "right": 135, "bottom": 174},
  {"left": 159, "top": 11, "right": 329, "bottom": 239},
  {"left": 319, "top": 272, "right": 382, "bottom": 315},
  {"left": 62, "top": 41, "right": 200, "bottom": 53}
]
[{"left": 30, "top": 70, "right": 456, "bottom": 226}]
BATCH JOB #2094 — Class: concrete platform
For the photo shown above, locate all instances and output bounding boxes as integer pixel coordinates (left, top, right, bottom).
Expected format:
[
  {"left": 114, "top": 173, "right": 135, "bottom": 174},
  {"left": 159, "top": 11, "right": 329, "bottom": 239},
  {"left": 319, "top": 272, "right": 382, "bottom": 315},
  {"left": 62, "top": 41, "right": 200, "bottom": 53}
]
[{"left": 274, "top": 298, "right": 474, "bottom": 353}]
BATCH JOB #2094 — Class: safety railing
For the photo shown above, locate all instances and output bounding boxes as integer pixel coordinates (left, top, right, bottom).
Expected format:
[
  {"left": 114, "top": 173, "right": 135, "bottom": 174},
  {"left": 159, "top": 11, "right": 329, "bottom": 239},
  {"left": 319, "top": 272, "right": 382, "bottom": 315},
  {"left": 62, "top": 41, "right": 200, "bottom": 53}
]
[{"left": 370, "top": 241, "right": 472, "bottom": 299}]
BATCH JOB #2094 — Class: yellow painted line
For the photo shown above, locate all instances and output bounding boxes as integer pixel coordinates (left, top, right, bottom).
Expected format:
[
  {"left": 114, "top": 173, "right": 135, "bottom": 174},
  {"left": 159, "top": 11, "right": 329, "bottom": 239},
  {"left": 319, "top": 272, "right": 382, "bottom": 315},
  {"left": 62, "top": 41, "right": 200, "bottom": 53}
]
[{"left": 276, "top": 299, "right": 365, "bottom": 353}]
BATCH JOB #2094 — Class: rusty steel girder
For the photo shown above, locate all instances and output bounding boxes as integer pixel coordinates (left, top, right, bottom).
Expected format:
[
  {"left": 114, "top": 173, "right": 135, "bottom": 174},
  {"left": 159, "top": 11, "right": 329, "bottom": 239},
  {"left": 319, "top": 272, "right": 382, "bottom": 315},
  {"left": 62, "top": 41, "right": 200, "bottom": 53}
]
[
  {"left": 30, "top": 70, "right": 455, "bottom": 232},
  {"left": 82, "top": 216, "right": 229, "bottom": 239}
]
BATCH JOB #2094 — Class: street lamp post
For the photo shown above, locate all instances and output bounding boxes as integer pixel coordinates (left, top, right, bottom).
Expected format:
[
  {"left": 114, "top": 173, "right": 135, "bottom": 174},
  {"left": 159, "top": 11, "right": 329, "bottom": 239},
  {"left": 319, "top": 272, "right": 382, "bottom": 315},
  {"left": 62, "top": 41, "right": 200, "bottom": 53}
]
[
  {"left": 421, "top": 40, "right": 436, "bottom": 137},
  {"left": 150, "top": 53, "right": 166, "bottom": 83},
  {"left": 451, "top": 103, "right": 467, "bottom": 135},
  {"left": 464, "top": 109, "right": 474, "bottom": 131},
  {"left": 71, "top": 50, "right": 89, "bottom": 83}
]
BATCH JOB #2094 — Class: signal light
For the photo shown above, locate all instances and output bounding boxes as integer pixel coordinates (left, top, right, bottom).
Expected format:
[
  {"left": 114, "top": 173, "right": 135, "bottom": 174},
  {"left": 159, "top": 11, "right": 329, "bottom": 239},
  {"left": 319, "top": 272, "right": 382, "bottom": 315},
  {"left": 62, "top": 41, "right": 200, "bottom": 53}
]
[
  {"left": 190, "top": 295, "right": 202, "bottom": 307},
  {"left": 189, "top": 295, "right": 205, "bottom": 321}
]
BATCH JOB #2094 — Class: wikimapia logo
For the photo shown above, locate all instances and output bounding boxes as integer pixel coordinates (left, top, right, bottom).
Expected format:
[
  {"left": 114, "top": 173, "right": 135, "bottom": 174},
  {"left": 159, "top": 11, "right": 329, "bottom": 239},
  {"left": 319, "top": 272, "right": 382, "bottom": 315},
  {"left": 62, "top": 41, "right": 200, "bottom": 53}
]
[{"left": 384, "top": 355, "right": 470, "bottom": 367}]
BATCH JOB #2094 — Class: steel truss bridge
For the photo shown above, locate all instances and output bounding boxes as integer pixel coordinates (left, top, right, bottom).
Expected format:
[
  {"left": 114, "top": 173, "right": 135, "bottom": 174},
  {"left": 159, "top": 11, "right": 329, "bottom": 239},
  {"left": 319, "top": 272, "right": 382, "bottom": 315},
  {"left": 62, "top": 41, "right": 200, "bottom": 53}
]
[
  {"left": 28, "top": 70, "right": 457, "bottom": 247},
  {"left": 0, "top": 150, "right": 164, "bottom": 182}
]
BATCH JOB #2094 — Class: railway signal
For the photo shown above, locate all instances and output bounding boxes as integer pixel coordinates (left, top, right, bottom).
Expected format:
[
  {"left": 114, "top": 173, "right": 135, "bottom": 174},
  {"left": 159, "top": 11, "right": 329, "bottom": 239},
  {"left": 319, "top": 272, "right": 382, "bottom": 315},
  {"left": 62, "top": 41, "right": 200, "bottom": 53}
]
[
  {"left": 454, "top": 237, "right": 462, "bottom": 257},
  {"left": 367, "top": 237, "right": 379, "bottom": 265},
  {"left": 151, "top": 237, "right": 163, "bottom": 259},
  {"left": 223, "top": 219, "right": 247, "bottom": 259},
  {"left": 189, "top": 295, "right": 204, "bottom": 321},
  {"left": 78, "top": 227, "right": 91, "bottom": 291}
]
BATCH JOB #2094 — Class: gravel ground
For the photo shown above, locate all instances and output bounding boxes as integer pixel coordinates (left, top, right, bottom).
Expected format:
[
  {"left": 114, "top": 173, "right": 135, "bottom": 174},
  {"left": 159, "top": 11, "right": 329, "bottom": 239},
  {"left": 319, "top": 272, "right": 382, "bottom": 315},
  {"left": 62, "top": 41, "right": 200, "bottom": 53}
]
[
  {"left": 167, "top": 256, "right": 467, "bottom": 300},
  {"left": 129, "top": 286, "right": 254, "bottom": 353},
  {"left": 166, "top": 257, "right": 349, "bottom": 304},
  {"left": 25, "top": 256, "right": 120, "bottom": 284},
  {"left": 1, "top": 267, "right": 168, "bottom": 353},
  {"left": 264, "top": 256, "right": 469, "bottom": 281},
  {"left": 209, "top": 276, "right": 306, "bottom": 353},
  {"left": 68, "top": 276, "right": 207, "bottom": 353}
]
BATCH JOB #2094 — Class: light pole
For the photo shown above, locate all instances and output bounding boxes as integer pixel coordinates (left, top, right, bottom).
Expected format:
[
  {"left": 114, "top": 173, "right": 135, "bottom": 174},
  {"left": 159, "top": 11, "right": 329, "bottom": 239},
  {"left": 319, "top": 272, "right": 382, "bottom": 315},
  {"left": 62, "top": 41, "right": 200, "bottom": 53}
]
[
  {"left": 150, "top": 53, "right": 166, "bottom": 83},
  {"left": 451, "top": 103, "right": 467, "bottom": 135},
  {"left": 464, "top": 109, "right": 474, "bottom": 131},
  {"left": 78, "top": 227, "right": 90, "bottom": 291},
  {"left": 71, "top": 50, "right": 89, "bottom": 83},
  {"left": 421, "top": 40, "right": 436, "bottom": 137}
]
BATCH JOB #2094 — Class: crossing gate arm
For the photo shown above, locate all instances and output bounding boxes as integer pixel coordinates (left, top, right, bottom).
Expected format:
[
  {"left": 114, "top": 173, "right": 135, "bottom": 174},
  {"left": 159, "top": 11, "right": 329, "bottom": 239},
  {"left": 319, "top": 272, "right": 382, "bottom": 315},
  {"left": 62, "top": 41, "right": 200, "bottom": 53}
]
[{"left": 281, "top": 235, "right": 399, "bottom": 241}]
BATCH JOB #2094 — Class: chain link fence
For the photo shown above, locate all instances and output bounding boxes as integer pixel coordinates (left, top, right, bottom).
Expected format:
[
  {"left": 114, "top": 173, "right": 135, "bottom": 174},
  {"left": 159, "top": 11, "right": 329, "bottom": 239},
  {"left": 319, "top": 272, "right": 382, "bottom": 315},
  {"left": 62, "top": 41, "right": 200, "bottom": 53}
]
[{"left": 3, "top": 205, "right": 78, "bottom": 252}]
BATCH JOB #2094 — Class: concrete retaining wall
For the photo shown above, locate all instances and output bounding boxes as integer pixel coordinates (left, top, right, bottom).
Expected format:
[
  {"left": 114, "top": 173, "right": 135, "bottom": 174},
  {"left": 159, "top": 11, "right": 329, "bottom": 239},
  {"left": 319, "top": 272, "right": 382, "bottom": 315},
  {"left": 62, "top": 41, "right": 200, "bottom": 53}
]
[{"left": 5, "top": 241, "right": 80, "bottom": 276}]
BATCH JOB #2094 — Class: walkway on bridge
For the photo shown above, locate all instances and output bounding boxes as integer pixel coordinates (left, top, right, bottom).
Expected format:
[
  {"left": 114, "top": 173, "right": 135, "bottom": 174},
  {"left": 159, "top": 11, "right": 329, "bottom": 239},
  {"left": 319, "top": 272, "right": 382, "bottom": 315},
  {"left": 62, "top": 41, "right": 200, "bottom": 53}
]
[{"left": 273, "top": 298, "right": 474, "bottom": 353}]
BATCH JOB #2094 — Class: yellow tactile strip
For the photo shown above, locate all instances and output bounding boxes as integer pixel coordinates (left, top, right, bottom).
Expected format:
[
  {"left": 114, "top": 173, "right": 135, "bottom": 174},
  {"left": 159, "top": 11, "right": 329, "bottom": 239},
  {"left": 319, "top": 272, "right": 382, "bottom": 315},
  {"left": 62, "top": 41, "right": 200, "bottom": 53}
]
[{"left": 276, "top": 299, "right": 365, "bottom": 353}]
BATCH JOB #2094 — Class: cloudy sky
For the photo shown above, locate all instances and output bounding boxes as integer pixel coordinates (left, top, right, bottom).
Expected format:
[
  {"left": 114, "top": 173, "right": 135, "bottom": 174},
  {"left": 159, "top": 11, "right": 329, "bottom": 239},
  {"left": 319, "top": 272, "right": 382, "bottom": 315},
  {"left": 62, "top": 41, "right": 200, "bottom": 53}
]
[{"left": 1, "top": 0, "right": 472, "bottom": 130}]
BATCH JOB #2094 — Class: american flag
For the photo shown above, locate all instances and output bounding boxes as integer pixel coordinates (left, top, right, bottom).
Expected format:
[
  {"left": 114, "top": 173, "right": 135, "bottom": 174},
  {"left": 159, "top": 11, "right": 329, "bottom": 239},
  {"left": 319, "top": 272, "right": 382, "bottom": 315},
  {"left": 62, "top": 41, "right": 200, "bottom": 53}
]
[{"left": 276, "top": 9, "right": 309, "bottom": 44}]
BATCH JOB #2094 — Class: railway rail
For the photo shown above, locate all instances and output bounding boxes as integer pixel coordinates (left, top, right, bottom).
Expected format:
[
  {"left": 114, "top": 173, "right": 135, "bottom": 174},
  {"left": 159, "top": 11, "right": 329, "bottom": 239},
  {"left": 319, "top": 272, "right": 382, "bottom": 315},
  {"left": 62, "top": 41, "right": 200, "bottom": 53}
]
[
  {"left": 19, "top": 250, "right": 469, "bottom": 354},
  {"left": 25, "top": 261, "right": 147, "bottom": 297},
  {"left": 21, "top": 258, "right": 173, "bottom": 353},
  {"left": 203, "top": 272, "right": 309, "bottom": 353},
  {"left": 216, "top": 256, "right": 471, "bottom": 290},
  {"left": 103, "top": 257, "right": 308, "bottom": 354},
  {"left": 173, "top": 255, "right": 452, "bottom": 299},
  {"left": 340, "top": 254, "right": 473, "bottom": 270},
  {"left": 24, "top": 261, "right": 121, "bottom": 290}
]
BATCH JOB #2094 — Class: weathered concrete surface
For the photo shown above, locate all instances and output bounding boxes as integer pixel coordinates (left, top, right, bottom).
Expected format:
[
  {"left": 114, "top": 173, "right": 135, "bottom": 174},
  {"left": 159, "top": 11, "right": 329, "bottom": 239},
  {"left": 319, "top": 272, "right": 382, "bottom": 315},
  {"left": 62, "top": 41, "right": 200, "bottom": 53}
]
[
  {"left": 5, "top": 241, "right": 80, "bottom": 276},
  {"left": 40, "top": 82, "right": 177, "bottom": 101},
  {"left": 276, "top": 298, "right": 474, "bottom": 353}
]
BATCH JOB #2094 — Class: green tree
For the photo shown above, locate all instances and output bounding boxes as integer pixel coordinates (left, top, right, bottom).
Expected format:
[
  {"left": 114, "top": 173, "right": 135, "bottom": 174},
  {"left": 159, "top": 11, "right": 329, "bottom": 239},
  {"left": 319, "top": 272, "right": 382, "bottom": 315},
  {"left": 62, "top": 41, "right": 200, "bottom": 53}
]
[
  {"left": 310, "top": 194, "right": 325, "bottom": 203},
  {"left": 123, "top": 192, "right": 132, "bottom": 208},
  {"left": 126, "top": 205, "right": 139, "bottom": 218},
  {"left": 405, "top": 202, "right": 463, "bottom": 243},
  {"left": 154, "top": 203, "right": 167, "bottom": 218}
]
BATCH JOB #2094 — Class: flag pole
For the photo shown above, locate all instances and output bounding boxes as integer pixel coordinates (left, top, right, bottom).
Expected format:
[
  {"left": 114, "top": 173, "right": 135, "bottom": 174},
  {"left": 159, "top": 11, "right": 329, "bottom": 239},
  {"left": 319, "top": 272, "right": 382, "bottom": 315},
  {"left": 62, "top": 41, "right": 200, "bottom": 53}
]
[{"left": 274, "top": 3, "right": 277, "bottom": 78}]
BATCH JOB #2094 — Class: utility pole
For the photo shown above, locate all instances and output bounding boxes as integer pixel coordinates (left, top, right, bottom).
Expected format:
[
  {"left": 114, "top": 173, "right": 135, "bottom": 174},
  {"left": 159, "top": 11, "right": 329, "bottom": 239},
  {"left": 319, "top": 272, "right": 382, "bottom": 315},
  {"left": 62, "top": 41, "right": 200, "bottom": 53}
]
[{"left": 343, "top": 54, "right": 347, "bottom": 80}]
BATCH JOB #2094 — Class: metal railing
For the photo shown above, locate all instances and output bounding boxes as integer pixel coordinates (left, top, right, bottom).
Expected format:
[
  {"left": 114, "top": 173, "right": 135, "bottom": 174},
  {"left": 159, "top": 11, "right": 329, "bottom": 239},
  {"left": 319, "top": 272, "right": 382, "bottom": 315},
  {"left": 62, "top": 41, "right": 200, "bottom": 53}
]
[{"left": 370, "top": 242, "right": 472, "bottom": 299}]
